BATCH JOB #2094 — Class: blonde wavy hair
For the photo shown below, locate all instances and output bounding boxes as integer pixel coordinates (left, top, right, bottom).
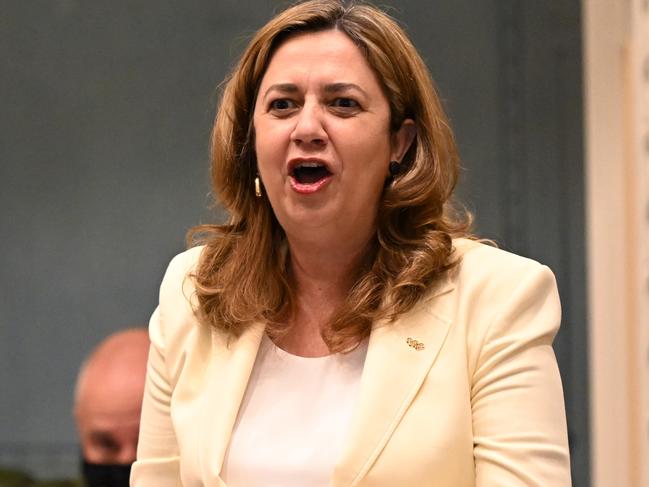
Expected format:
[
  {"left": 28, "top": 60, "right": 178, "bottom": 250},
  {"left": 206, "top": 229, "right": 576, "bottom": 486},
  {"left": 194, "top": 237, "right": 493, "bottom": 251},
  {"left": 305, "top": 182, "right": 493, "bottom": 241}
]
[{"left": 188, "top": 0, "right": 472, "bottom": 352}]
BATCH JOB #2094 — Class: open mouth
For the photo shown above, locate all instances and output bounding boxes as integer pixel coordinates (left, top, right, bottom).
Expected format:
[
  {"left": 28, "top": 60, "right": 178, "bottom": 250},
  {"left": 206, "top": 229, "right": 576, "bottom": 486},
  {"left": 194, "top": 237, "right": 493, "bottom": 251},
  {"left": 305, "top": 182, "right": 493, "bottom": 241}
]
[{"left": 290, "top": 161, "right": 332, "bottom": 185}]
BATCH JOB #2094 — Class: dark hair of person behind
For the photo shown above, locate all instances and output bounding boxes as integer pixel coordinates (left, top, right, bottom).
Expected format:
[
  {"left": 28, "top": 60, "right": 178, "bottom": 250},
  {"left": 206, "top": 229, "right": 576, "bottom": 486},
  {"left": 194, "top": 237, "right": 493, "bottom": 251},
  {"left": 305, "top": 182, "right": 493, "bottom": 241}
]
[{"left": 187, "top": 0, "right": 472, "bottom": 352}]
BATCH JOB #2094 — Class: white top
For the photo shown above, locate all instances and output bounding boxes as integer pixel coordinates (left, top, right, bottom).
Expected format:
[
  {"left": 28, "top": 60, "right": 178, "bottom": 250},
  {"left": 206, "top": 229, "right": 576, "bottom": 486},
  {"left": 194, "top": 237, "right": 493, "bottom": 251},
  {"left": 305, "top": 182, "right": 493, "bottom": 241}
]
[{"left": 221, "top": 333, "right": 368, "bottom": 487}]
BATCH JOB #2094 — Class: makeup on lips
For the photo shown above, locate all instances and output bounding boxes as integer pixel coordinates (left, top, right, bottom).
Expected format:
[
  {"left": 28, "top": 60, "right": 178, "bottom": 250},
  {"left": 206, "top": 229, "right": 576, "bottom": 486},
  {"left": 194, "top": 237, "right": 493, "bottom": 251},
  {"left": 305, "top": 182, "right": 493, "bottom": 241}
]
[{"left": 288, "top": 158, "right": 333, "bottom": 194}]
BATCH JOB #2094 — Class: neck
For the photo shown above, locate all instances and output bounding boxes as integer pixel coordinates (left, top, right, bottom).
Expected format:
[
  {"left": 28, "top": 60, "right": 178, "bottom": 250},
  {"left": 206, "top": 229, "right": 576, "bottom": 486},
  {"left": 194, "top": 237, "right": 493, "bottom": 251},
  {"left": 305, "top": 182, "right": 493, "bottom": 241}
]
[
  {"left": 287, "top": 230, "right": 373, "bottom": 303},
  {"left": 272, "top": 228, "right": 374, "bottom": 356}
]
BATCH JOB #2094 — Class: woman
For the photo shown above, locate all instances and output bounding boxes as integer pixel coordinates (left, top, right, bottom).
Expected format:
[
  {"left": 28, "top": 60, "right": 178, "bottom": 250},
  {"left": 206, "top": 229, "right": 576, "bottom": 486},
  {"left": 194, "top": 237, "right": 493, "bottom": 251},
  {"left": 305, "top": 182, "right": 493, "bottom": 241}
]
[{"left": 131, "top": 1, "right": 571, "bottom": 485}]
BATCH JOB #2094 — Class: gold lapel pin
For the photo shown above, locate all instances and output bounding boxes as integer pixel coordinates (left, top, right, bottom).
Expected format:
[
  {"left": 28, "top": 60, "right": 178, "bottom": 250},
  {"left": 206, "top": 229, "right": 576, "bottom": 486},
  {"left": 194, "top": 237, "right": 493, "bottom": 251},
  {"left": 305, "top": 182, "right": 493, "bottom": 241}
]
[{"left": 406, "top": 337, "right": 425, "bottom": 351}]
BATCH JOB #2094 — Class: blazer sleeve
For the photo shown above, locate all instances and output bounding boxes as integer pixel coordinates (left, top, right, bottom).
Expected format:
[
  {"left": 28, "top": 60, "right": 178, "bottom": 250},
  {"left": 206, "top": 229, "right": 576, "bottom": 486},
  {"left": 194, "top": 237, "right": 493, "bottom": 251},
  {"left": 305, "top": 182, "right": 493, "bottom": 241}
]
[
  {"left": 130, "top": 304, "right": 182, "bottom": 486},
  {"left": 471, "top": 263, "right": 571, "bottom": 486},
  {"left": 130, "top": 251, "right": 191, "bottom": 486}
]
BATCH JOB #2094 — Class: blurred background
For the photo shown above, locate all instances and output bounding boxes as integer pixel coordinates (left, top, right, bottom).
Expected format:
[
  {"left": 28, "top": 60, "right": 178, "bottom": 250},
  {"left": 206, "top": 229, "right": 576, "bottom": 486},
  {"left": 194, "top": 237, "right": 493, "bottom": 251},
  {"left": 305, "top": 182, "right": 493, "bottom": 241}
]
[{"left": 1, "top": 1, "right": 647, "bottom": 486}]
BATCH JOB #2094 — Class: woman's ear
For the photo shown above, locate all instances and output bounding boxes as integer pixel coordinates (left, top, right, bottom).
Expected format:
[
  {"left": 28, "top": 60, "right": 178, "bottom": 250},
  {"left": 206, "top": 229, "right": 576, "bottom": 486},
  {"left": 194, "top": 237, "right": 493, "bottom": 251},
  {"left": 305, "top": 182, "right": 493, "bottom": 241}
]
[{"left": 390, "top": 119, "right": 417, "bottom": 162}]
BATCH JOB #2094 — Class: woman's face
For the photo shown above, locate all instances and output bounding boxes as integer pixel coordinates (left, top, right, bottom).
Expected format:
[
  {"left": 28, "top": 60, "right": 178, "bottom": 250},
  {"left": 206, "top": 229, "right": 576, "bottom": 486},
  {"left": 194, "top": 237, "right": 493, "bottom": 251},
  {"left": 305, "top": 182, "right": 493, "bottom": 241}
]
[{"left": 253, "top": 29, "right": 413, "bottom": 244}]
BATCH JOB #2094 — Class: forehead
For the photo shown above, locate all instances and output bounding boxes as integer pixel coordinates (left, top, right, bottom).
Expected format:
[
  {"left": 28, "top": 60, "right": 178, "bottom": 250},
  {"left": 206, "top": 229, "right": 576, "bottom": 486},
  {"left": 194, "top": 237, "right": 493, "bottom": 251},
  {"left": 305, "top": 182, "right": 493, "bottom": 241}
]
[
  {"left": 259, "top": 29, "right": 380, "bottom": 88},
  {"left": 79, "top": 408, "right": 141, "bottom": 428},
  {"left": 77, "top": 372, "right": 144, "bottom": 418}
]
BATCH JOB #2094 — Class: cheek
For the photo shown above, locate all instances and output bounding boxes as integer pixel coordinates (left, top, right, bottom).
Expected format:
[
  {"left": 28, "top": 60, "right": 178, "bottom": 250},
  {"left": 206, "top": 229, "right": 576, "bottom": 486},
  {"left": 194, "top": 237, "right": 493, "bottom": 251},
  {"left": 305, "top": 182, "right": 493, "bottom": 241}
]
[
  {"left": 339, "top": 127, "right": 391, "bottom": 176},
  {"left": 80, "top": 435, "right": 94, "bottom": 459},
  {"left": 82, "top": 440, "right": 110, "bottom": 463},
  {"left": 254, "top": 119, "right": 287, "bottom": 168},
  {"left": 254, "top": 129, "right": 287, "bottom": 199}
]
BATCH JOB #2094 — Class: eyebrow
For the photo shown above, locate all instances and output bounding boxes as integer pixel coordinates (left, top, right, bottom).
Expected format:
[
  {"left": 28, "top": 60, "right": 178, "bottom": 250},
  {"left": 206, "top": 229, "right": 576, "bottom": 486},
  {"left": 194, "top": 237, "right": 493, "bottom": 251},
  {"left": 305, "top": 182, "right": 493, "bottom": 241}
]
[
  {"left": 89, "top": 430, "right": 114, "bottom": 438},
  {"left": 262, "top": 83, "right": 299, "bottom": 101},
  {"left": 323, "top": 83, "right": 367, "bottom": 97},
  {"left": 89, "top": 431, "right": 118, "bottom": 446},
  {"left": 262, "top": 82, "right": 368, "bottom": 101}
]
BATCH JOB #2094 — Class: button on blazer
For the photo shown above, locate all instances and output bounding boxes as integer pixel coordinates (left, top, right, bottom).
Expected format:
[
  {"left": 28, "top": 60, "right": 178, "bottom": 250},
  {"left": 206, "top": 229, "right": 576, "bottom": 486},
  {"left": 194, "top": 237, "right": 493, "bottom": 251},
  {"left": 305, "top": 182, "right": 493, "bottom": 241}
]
[{"left": 131, "top": 239, "right": 571, "bottom": 486}]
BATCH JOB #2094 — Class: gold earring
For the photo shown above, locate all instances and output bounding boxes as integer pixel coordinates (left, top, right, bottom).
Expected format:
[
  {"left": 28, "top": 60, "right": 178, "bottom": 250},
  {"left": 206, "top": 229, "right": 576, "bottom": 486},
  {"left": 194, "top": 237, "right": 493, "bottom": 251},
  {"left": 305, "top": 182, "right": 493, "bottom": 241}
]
[{"left": 255, "top": 177, "right": 262, "bottom": 198}]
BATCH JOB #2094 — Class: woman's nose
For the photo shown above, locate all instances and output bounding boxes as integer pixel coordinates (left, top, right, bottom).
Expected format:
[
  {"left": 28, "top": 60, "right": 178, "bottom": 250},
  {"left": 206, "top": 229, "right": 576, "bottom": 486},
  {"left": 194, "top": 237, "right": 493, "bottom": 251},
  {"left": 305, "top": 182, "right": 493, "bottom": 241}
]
[{"left": 290, "top": 102, "right": 327, "bottom": 147}]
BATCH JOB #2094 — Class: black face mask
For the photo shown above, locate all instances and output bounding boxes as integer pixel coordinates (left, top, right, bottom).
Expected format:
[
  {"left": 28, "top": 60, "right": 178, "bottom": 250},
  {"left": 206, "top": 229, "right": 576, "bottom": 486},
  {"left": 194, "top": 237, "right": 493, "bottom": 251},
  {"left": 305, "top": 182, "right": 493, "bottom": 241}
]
[{"left": 81, "top": 458, "right": 131, "bottom": 487}]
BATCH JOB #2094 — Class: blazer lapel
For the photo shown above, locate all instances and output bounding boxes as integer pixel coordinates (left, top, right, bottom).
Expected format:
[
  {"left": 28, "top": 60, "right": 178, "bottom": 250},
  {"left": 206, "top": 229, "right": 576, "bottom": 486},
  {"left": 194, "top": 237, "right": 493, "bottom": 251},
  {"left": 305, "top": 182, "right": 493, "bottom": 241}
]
[
  {"left": 332, "top": 282, "right": 456, "bottom": 487},
  {"left": 198, "top": 321, "right": 265, "bottom": 486}
]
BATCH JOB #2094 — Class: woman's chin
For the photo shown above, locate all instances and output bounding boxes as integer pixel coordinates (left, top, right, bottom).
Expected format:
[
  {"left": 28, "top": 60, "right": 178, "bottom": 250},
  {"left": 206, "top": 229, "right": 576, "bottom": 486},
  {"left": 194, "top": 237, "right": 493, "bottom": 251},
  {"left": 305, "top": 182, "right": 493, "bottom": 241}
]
[{"left": 276, "top": 206, "right": 341, "bottom": 239}]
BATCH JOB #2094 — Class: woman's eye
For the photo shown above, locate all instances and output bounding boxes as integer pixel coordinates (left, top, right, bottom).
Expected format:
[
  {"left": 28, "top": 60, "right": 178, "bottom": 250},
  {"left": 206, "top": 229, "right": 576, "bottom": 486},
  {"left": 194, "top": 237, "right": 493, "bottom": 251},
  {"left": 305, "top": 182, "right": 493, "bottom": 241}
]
[
  {"left": 269, "top": 99, "right": 296, "bottom": 111},
  {"left": 92, "top": 434, "right": 120, "bottom": 453},
  {"left": 331, "top": 98, "right": 359, "bottom": 109}
]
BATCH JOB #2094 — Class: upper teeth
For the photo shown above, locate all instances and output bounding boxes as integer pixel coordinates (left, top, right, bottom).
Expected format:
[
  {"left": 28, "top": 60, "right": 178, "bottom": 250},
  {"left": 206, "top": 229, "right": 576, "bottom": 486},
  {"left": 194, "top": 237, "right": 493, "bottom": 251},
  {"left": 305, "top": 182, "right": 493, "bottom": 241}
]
[{"left": 296, "top": 161, "right": 323, "bottom": 168}]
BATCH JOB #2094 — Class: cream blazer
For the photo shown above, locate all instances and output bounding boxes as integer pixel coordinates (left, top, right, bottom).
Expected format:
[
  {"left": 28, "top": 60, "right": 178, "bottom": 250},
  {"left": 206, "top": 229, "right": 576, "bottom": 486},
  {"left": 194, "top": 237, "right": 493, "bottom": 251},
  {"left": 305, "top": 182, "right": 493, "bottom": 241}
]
[{"left": 131, "top": 239, "right": 571, "bottom": 486}]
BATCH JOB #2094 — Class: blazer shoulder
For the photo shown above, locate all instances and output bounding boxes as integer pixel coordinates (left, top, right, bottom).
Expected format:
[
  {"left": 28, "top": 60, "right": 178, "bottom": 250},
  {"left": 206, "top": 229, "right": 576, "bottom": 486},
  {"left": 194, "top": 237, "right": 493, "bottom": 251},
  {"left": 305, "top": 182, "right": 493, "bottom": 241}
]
[
  {"left": 452, "top": 238, "right": 554, "bottom": 285},
  {"left": 446, "top": 239, "right": 559, "bottom": 332},
  {"left": 447, "top": 240, "right": 563, "bottom": 388},
  {"left": 161, "top": 245, "right": 204, "bottom": 285},
  {"left": 153, "top": 246, "right": 205, "bottom": 348},
  {"left": 156, "top": 246, "right": 203, "bottom": 303}
]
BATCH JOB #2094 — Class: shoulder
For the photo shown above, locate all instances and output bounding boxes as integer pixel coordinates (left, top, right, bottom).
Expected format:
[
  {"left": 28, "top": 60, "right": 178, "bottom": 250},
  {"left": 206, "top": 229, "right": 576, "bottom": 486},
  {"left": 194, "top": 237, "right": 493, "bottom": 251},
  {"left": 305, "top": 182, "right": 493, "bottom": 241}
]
[
  {"left": 152, "top": 246, "right": 206, "bottom": 352},
  {"left": 452, "top": 238, "right": 548, "bottom": 274},
  {"left": 445, "top": 238, "right": 561, "bottom": 349},
  {"left": 157, "top": 245, "right": 204, "bottom": 302},
  {"left": 161, "top": 245, "right": 204, "bottom": 286},
  {"left": 450, "top": 238, "right": 556, "bottom": 297}
]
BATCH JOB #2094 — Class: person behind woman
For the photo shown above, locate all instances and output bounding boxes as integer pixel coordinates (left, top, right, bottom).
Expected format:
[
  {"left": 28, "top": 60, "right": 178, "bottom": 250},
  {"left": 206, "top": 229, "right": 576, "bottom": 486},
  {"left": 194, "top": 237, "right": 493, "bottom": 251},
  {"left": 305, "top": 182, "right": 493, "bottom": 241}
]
[{"left": 131, "top": 1, "right": 571, "bottom": 485}]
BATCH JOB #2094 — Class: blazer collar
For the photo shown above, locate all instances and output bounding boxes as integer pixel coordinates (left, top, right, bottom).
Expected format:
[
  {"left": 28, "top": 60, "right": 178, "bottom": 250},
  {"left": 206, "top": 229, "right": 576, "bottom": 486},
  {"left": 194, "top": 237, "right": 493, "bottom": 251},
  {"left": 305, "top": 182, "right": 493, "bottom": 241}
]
[
  {"left": 332, "top": 278, "right": 456, "bottom": 486},
  {"left": 198, "top": 321, "right": 266, "bottom": 486},
  {"left": 196, "top": 276, "right": 456, "bottom": 486}
]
